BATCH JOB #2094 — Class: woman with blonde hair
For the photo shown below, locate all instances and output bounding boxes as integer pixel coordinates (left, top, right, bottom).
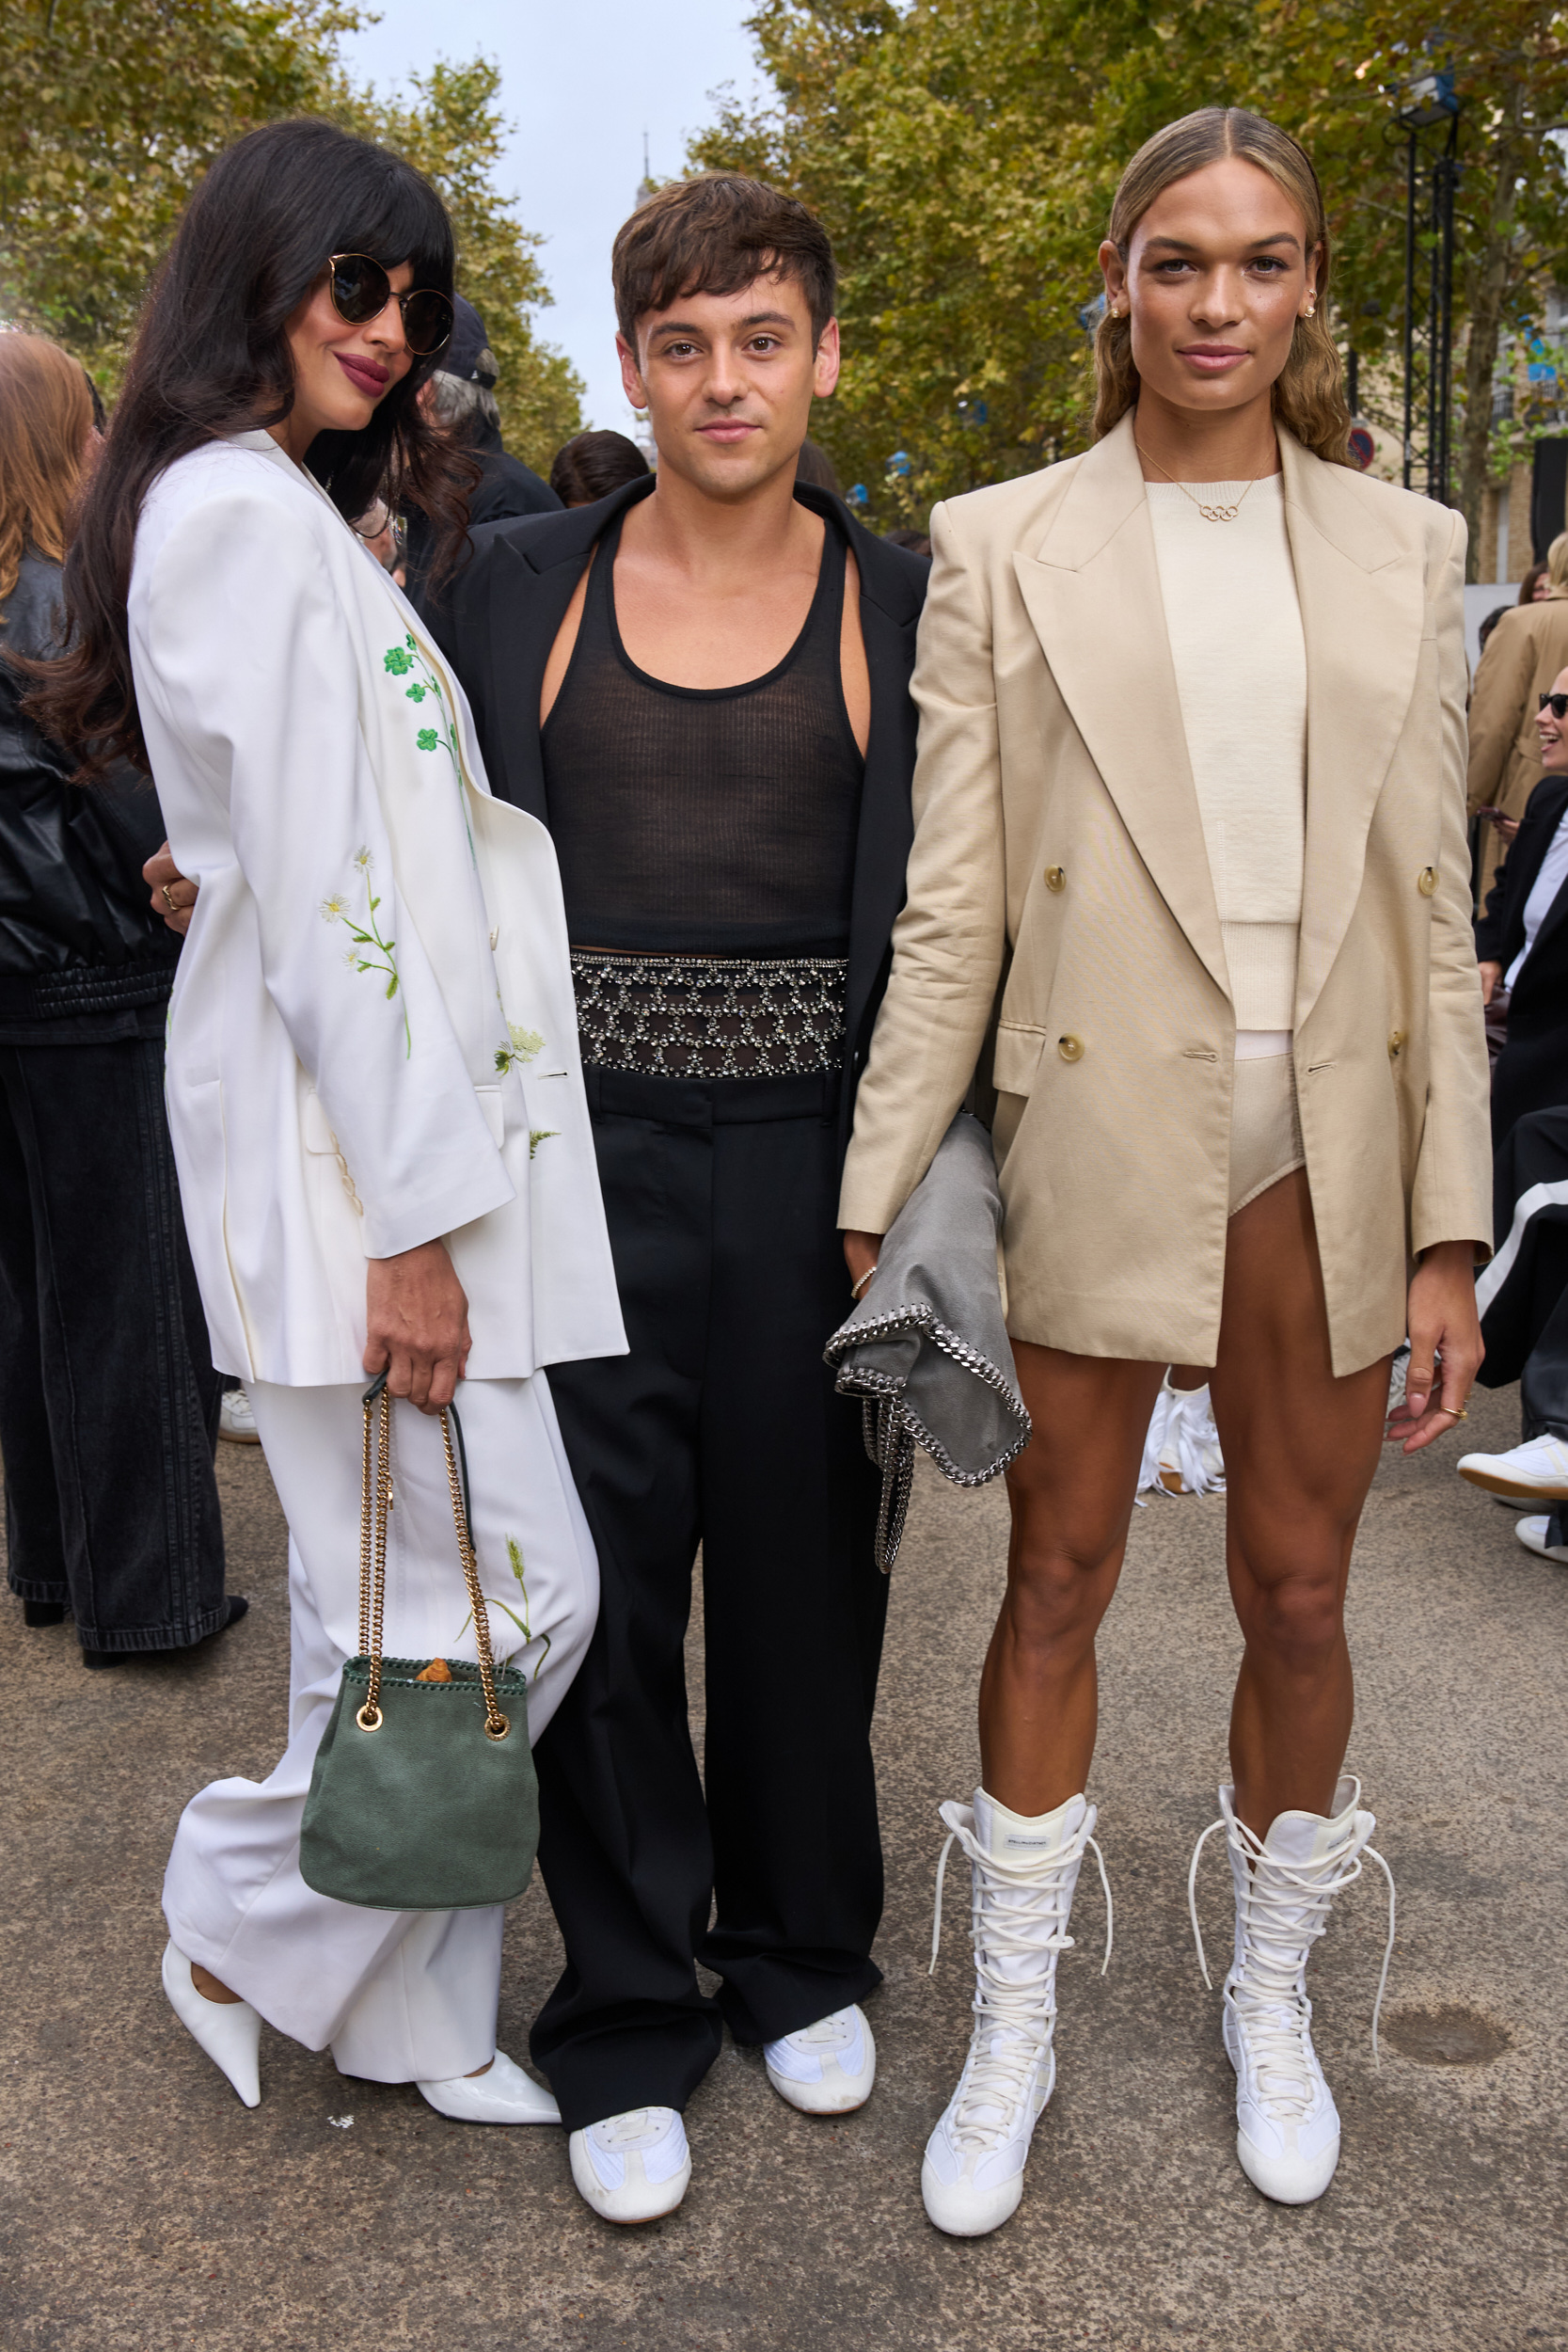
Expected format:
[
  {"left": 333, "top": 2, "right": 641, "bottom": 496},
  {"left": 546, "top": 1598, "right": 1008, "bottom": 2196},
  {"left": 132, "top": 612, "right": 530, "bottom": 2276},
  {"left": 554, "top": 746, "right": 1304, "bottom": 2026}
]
[
  {"left": 840, "top": 107, "right": 1491, "bottom": 2231},
  {"left": 0, "top": 329, "right": 231, "bottom": 1665}
]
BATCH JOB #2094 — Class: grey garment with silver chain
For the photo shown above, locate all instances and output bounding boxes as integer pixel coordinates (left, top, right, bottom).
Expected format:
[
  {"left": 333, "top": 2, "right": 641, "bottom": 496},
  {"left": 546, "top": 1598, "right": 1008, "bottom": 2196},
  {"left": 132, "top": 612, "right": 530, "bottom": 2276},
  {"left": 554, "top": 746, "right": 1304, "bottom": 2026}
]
[
  {"left": 570, "top": 947, "right": 847, "bottom": 1079},
  {"left": 824, "top": 1112, "right": 1031, "bottom": 1571}
]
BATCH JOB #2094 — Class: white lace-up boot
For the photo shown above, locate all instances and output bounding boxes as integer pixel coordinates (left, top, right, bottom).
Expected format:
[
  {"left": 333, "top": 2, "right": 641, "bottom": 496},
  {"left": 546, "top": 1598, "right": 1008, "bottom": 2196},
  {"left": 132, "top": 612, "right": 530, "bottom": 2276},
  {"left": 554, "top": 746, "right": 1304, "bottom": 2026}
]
[
  {"left": 922, "top": 1789, "right": 1111, "bottom": 2238},
  {"left": 1189, "top": 1779, "right": 1394, "bottom": 2206}
]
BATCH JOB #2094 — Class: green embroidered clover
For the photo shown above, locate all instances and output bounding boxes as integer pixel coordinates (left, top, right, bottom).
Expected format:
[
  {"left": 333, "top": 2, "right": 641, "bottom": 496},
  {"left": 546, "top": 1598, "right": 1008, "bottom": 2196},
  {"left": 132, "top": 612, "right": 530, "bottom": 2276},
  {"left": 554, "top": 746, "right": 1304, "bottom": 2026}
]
[{"left": 383, "top": 633, "right": 475, "bottom": 861}]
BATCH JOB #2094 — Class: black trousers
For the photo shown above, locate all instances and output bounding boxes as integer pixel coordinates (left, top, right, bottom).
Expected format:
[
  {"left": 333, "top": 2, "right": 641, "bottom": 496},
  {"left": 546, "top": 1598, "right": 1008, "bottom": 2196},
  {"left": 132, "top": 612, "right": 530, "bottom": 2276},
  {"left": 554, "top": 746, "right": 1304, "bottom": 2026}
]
[
  {"left": 0, "top": 1036, "right": 226, "bottom": 1650},
  {"left": 531, "top": 1068, "right": 889, "bottom": 2129},
  {"left": 1478, "top": 1105, "right": 1568, "bottom": 1453}
]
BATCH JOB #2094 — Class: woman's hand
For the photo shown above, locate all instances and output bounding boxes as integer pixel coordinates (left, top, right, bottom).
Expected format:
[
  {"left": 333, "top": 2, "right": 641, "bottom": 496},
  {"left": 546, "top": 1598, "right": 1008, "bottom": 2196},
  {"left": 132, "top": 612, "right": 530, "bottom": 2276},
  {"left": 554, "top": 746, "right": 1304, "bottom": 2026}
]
[
  {"left": 144, "top": 840, "right": 197, "bottom": 936},
  {"left": 1478, "top": 959, "right": 1504, "bottom": 1007},
  {"left": 1386, "top": 1239, "right": 1484, "bottom": 1454},
  {"left": 843, "top": 1229, "right": 883, "bottom": 1297},
  {"left": 365, "top": 1240, "right": 471, "bottom": 1413}
]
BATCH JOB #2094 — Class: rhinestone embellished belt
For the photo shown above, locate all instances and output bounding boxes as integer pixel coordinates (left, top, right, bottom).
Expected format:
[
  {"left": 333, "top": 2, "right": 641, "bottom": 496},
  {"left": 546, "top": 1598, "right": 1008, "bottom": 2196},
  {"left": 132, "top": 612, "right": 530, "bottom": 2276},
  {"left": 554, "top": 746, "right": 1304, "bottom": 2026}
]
[{"left": 570, "top": 948, "right": 847, "bottom": 1079}]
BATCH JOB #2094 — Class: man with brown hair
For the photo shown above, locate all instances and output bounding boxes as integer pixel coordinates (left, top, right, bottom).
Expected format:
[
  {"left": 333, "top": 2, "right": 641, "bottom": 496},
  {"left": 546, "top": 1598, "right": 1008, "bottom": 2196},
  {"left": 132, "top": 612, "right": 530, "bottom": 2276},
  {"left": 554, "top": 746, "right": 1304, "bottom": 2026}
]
[{"left": 431, "top": 172, "right": 927, "bottom": 2221}]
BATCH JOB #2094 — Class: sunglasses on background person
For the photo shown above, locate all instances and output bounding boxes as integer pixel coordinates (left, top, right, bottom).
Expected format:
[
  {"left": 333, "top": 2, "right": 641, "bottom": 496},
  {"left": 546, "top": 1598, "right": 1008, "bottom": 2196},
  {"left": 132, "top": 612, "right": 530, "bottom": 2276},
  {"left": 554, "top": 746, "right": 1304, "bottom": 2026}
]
[
  {"left": 1538, "top": 692, "right": 1568, "bottom": 720},
  {"left": 326, "top": 254, "right": 454, "bottom": 358}
]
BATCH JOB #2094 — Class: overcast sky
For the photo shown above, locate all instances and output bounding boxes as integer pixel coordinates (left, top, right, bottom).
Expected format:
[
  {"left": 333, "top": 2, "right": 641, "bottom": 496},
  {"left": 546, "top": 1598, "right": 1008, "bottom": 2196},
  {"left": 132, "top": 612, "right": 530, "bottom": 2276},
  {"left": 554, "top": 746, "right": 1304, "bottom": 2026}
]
[{"left": 341, "top": 1, "right": 765, "bottom": 433}]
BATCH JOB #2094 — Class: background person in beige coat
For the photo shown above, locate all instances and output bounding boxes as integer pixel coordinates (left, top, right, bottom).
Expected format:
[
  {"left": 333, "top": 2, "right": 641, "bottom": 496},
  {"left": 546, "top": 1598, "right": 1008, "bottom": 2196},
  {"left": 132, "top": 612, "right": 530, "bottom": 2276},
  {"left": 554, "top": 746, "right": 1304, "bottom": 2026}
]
[
  {"left": 838, "top": 108, "right": 1492, "bottom": 2237},
  {"left": 1467, "top": 531, "right": 1568, "bottom": 898}
]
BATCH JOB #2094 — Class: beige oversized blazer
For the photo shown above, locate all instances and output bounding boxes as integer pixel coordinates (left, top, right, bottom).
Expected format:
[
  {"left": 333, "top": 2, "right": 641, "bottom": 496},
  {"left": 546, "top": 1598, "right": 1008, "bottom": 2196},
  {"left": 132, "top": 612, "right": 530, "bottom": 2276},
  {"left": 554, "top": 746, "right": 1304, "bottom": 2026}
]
[{"left": 838, "top": 412, "right": 1492, "bottom": 1376}]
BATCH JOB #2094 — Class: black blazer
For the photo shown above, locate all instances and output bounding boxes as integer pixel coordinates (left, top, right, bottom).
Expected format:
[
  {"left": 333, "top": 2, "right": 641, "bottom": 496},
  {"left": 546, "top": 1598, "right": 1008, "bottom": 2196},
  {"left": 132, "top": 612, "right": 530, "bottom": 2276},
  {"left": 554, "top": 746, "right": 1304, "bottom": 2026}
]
[
  {"left": 1475, "top": 773, "right": 1568, "bottom": 1139},
  {"left": 428, "top": 476, "right": 929, "bottom": 1161}
]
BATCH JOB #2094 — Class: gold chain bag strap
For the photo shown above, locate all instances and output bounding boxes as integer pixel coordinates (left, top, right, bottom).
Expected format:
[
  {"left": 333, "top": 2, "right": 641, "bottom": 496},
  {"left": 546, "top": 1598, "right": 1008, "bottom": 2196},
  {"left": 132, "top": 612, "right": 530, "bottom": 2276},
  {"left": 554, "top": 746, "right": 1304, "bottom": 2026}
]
[{"left": 299, "top": 1374, "right": 539, "bottom": 1911}]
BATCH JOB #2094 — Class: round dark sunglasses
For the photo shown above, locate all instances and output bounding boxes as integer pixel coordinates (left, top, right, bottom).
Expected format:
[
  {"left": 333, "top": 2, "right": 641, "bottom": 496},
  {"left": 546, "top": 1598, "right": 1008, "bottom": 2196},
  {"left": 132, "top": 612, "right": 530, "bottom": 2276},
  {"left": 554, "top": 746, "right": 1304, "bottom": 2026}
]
[
  {"left": 327, "top": 254, "right": 454, "bottom": 358},
  {"left": 1540, "top": 691, "right": 1568, "bottom": 720}
]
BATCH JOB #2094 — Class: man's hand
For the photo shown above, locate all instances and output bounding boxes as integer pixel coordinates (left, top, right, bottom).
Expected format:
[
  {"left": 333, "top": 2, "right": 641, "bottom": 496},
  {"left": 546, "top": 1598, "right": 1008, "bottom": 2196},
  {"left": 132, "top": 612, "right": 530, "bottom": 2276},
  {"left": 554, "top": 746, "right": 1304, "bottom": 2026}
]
[
  {"left": 365, "top": 1240, "right": 471, "bottom": 1413},
  {"left": 1478, "top": 959, "right": 1504, "bottom": 1007},
  {"left": 1386, "top": 1239, "right": 1484, "bottom": 1454},
  {"left": 842, "top": 1229, "right": 883, "bottom": 1298},
  {"left": 144, "top": 840, "right": 197, "bottom": 936}
]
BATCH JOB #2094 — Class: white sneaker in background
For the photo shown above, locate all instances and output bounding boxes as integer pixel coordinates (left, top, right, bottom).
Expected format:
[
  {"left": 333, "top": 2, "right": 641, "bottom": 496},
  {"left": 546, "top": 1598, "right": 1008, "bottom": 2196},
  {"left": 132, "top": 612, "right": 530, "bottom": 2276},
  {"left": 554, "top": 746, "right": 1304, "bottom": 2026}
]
[
  {"left": 1135, "top": 1385, "right": 1174, "bottom": 1501},
  {"left": 1456, "top": 1432, "right": 1568, "bottom": 1500},
  {"left": 568, "top": 2106, "right": 690, "bottom": 2224},
  {"left": 1158, "top": 1379, "right": 1226, "bottom": 1496},
  {"left": 1515, "top": 1514, "right": 1568, "bottom": 1565},
  {"left": 218, "top": 1388, "right": 261, "bottom": 1445},
  {"left": 764, "top": 2006, "right": 876, "bottom": 2114}
]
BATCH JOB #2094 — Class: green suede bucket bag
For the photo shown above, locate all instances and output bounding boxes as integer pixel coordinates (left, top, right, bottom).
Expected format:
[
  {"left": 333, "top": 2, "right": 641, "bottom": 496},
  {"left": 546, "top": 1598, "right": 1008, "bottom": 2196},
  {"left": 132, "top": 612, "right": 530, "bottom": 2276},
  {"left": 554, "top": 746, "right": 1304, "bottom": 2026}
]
[{"left": 299, "top": 1375, "right": 538, "bottom": 1912}]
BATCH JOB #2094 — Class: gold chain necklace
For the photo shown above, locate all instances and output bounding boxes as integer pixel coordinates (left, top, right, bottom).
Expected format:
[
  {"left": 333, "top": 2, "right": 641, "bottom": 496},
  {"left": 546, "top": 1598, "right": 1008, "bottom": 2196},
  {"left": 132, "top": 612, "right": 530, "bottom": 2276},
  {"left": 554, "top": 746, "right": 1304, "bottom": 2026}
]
[{"left": 1135, "top": 437, "right": 1270, "bottom": 523}]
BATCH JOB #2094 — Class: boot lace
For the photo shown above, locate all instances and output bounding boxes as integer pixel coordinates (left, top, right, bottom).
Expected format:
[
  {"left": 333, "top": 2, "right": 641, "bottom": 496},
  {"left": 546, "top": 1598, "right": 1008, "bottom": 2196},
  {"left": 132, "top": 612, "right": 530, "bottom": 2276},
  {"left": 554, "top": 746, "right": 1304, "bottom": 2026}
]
[
  {"left": 1187, "top": 1810, "right": 1396, "bottom": 2117},
  {"left": 930, "top": 1805, "right": 1113, "bottom": 2148}
]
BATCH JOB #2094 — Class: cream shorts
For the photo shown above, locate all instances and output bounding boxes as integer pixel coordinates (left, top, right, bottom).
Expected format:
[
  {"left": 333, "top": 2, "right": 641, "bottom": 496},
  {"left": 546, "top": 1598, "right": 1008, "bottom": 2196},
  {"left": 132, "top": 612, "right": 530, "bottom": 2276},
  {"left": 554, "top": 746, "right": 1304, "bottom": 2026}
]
[{"left": 1229, "top": 1048, "right": 1305, "bottom": 1216}]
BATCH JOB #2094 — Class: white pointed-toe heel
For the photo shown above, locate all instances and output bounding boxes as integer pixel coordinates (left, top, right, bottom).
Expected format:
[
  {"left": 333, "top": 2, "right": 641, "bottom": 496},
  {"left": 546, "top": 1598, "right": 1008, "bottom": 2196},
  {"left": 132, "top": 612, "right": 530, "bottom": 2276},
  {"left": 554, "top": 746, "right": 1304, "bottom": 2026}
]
[
  {"left": 162, "top": 1940, "right": 261, "bottom": 2108},
  {"left": 417, "top": 2049, "right": 562, "bottom": 2123}
]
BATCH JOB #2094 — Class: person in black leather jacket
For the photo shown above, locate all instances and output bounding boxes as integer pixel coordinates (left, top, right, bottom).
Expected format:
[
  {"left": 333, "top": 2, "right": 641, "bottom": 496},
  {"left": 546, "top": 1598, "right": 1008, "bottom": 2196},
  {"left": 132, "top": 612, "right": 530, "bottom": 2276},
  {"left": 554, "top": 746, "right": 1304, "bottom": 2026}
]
[{"left": 0, "top": 330, "right": 235, "bottom": 1665}]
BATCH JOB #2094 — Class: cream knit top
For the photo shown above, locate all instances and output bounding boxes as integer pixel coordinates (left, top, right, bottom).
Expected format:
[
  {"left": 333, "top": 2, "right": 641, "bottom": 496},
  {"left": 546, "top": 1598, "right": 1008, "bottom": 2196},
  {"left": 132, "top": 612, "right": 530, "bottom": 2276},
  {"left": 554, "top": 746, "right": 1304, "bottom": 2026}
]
[{"left": 1146, "top": 473, "right": 1307, "bottom": 1034}]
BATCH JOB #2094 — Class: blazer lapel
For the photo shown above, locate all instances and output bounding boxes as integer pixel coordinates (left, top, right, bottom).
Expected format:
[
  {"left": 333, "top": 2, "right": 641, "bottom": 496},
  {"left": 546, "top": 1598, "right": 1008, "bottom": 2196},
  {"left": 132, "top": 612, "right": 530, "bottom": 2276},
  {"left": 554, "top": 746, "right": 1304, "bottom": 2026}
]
[
  {"left": 1283, "top": 431, "right": 1426, "bottom": 1028},
  {"left": 1012, "top": 414, "right": 1229, "bottom": 1003}
]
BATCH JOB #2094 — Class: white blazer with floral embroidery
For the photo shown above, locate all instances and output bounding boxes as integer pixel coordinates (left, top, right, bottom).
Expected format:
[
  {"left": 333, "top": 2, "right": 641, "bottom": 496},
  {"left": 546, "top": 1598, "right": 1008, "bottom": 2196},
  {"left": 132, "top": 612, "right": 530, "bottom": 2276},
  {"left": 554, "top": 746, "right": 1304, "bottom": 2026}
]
[{"left": 128, "top": 431, "right": 626, "bottom": 1386}]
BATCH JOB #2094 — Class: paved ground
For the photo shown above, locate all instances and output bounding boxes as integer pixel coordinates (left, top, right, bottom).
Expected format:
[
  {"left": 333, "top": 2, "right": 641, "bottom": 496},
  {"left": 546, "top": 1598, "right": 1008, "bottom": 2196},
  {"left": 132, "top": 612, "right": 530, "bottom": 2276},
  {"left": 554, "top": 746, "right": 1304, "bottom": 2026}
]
[{"left": 2, "top": 1377, "right": 1564, "bottom": 2351}]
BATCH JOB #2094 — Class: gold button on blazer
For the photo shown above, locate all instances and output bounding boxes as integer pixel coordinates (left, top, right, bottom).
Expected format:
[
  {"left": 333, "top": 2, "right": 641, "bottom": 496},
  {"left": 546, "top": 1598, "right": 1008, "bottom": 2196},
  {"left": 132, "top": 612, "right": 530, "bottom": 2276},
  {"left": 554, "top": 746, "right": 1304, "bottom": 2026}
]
[{"left": 838, "top": 414, "right": 1492, "bottom": 1376}]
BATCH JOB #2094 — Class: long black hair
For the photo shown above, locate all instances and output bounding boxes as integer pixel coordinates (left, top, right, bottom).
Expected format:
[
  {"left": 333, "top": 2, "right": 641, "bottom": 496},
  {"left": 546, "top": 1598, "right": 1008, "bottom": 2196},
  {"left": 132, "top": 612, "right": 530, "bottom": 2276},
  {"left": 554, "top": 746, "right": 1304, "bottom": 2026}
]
[{"left": 30, "top": 118, "right": 473, "bottom": 775}]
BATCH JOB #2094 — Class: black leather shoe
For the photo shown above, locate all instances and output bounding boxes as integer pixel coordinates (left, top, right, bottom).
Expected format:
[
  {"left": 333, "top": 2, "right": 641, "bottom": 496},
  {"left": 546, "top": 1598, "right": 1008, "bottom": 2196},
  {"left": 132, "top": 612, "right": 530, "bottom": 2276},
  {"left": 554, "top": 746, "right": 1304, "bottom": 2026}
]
[{"left": 23, "top": 1600, "right": 67, "bottom": 1628}]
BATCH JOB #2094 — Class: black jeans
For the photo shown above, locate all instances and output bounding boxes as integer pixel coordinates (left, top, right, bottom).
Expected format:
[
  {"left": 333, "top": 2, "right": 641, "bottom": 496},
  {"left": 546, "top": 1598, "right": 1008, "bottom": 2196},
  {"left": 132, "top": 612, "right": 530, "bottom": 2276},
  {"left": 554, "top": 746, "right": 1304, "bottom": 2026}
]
[
  {"left": 0, "top": 1036, "right": 226, "bottom": 1650},
  {"left": 531, "top": 1068, "right": 889, "bottom": 2130}
]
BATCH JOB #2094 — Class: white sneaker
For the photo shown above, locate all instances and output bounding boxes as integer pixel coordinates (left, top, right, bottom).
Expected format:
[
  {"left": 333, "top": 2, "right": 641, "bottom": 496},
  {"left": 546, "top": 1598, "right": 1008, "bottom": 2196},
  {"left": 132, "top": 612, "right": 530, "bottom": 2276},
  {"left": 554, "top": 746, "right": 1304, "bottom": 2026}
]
[
  {"left": 1189, "top": 1781, "right": 1394, "bottom": 2207},
  {"left": 417, "top": 2050, "right": 561, "bottom": 2123},
  {"left": 921, "top": 1789, "right": 1111, "bottom": 2238},
  {"left": 1157, "top": 1378, "right": 1226, "bottom": 1495},
  {"left": 1457, "top": 1431, "right": 1568, "bottom": 1500},
  {"left": 764, "top": 2005, "right": 875, "bottom": 2114},
  {"left": 1515, "top": 1513, "right": 1568, "bottom": 1564},
  {"left": 568, "top": 2106, "right": 690, "bottom": 2224},
  {"left": 218, "top": 1388, "right": 261, "bottom": 1445}
]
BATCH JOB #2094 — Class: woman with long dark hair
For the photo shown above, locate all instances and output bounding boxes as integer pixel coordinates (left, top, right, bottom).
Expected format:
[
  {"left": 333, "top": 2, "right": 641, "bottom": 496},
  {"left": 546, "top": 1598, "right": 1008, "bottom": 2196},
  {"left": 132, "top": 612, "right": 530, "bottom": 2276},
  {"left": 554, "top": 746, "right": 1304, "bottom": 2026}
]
[
  {"left": 33, "top": 119, "right": 624, "bottom": 2119},
  {"left": 839, "top": 107, "right": 1491, "bottom": 2231},
  {"left": 0, "top": 329, "right": 230, "bottom": 1666}
]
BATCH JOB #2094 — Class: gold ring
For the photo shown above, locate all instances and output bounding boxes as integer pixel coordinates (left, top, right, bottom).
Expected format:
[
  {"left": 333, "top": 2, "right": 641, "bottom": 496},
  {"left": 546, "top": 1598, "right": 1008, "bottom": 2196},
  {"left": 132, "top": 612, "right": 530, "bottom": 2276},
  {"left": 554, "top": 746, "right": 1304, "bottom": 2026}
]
[
  {"left": 1437, "top": 1405, "right": 1469, "bottom": 1420},
  {"left": 161, "top": 883, "right": 179, "bottom": 914}
]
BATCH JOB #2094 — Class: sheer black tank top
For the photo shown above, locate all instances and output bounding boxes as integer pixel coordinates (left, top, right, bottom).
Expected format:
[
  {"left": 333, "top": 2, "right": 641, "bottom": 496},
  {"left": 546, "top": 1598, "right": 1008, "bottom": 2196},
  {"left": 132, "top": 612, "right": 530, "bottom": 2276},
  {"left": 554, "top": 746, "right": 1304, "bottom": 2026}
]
[{"left": 541, "top": 507, "right": 864, "bottom": 957}]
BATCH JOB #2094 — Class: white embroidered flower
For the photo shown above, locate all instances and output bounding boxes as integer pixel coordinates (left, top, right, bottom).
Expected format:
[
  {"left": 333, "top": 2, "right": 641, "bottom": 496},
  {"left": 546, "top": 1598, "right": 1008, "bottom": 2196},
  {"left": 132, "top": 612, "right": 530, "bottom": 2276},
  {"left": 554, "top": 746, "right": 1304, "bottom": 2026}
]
[{"left": 320, "top": 894, "right": 348, "bottom": 924}]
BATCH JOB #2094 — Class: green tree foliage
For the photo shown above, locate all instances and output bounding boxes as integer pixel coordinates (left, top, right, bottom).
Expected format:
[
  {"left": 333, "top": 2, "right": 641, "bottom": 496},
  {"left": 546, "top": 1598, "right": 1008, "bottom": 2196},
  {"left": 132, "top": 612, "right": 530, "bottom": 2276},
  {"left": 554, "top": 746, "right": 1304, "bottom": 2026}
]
[
  {"left": 693, "top": 0, "right": 1568, "bottom": 563},
  {"left": 0, "top": 0, "right": 580, "bottom": 468},
  {"left": 334, "top": 57, "right": 584, "bottom": 469},
  {"left": 1, "top": 0, "right": 343, "bottom": 367}
]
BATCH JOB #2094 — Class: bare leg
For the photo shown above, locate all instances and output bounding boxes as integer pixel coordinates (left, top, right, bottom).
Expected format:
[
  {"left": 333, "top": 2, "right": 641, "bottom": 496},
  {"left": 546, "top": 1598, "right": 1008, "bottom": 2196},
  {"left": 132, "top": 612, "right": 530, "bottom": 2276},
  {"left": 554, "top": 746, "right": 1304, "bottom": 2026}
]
[
  {"left": 191, "top": 1963, "right": 241, "bottom": 2004},
  {"left": 1211, "top": 1170, "right": 1389, "bottom": 1836},
  {"left": 979, "top": 1351, "right": 1164, "bottom": 1812}
]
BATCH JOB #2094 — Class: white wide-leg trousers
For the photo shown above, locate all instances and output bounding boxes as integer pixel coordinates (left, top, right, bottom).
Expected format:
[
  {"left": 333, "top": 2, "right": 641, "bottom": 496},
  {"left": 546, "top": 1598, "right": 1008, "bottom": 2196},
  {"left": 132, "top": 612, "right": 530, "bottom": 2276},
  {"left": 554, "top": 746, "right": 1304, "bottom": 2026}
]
[{"left": 163, "top": 1373, "right": 597, "bottom": 2083}]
